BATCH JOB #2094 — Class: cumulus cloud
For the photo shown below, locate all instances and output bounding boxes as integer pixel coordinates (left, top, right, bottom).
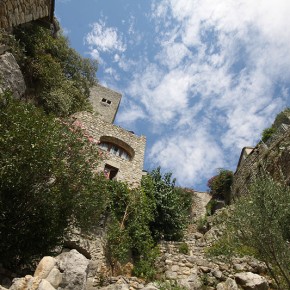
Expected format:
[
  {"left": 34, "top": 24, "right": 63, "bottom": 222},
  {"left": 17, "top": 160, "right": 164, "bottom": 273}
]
[
  {"left": 149, "top": 128, "right": 224, "bottom": 187},
  {"left": 119, "top": 0, "right": 290, "bottom": 188},
  {"left": 85, "top": 20, "right": 126, "bottom": 60}
]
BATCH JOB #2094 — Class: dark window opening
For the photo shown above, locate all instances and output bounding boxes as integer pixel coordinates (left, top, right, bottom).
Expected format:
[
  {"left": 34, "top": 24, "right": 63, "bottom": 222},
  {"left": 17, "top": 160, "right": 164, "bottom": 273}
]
[
  {"left": 104, "top": 164, "right": 118, "bottom": 180},
  {"left": 101, "top": 98, "right": 112, "bottom": 105}
]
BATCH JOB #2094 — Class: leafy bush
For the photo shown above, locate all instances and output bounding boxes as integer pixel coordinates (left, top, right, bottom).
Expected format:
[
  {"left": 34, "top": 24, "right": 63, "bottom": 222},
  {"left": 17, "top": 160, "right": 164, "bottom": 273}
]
[
  {"left": 261, "top": 107, "right": 290, "bottom": 143},
  {"left": 178, "top": 242, "right": 189, "bottom": 255},
  {"left": 209, "top": 176, "right": 290, "bottom": 289},
  {"left": 261, "top": 127, "right": 276, "bottom": 143},
  {"left": 207, "top": 169, "right": 233, "bottom": 205},
  {"left": 147, "top": 167, "right": 192, "bottom": 242},
  {"left": 105, "top": 168, "right": 192, "bottom": 280},
  {"left": 0, "top": 95, "right": 107, "bottom": 269},
  {"left": 12, "top": 23, "right": 97, "bottom": 116}
]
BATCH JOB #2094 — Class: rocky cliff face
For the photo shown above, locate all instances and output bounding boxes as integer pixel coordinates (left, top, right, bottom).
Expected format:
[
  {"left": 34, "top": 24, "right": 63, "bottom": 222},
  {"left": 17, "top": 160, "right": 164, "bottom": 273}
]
[{"left": 0, "top": 49, "right": 26, "bottom": 98}]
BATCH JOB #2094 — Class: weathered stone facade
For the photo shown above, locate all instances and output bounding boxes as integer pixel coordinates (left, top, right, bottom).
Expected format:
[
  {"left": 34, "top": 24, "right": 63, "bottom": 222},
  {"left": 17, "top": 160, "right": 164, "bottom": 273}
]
[
  {"left": 72, "top": 84, "right": 146, "bottom": 187},
  {"left": 0, "top": 0, "right": 54, "bottom": 29},
  {"left": 72, "top": 111, "right": 146, "bottom": 187},
  {"left": 89, "top": 84, "right": 121, "bottom": 124},
  {"left": 232, "top": 124, "right": 290, "bottom": 197}
]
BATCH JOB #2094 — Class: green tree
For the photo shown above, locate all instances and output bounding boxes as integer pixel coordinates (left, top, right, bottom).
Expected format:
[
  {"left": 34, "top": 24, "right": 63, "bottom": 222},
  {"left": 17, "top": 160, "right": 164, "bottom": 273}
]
[
  {"left": 230, "top": 177, "right": 290, "bottom": 289},
  {"left": 12, "top": 23, "right": 98, "bottom": 116},
  {"left": 209, "top": 176, "right": 290, "bottom": 289},
  {"left": 207, "top": 169, "right": 233, "bottom": 205},
  {"left": 147, "top": 167, "right": 192, "bottom": 241},
  {"left": 0, "top": 95, "right": 108, "bottom": 269}
]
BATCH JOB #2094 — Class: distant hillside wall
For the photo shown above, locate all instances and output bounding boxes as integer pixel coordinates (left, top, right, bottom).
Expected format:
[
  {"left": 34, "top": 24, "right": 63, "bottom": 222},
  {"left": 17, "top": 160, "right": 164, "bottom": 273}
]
[
  {"left": 72, "top": 111, "right": 146, "bottom": 188},
  {"left": 232, "top": 125, "right": 290, "bottom": 198},
  {"left": 0, "top": 0, "right": 54, "bottom": 29}
]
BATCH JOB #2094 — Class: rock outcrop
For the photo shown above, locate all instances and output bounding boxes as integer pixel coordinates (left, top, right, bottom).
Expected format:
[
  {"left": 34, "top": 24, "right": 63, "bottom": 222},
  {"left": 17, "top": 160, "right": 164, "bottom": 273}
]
[{"left": 0, "top": 51, "right": 26, "bottom": 99}]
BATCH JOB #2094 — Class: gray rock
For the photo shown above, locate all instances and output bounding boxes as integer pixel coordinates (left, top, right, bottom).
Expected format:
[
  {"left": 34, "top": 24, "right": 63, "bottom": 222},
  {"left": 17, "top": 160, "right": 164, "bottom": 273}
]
[
  {"left": 56, "top": 249, "right": 89, "bottom": 290},
  {"left": 165, "top": 270, "right": 178, "bottom": 280},
  {"left": 212, "top": 269, "right": 223, "bottom": 279},
  {"left": 216, "top": 278, "right": 238, "bottom": 290},
  {"left": 0, "top": 52, "right": 26, "bottom": 98},
  {"left": 235, "top": 272, "right": 269, "bottom": 290},
  {"left": 143, "top": 282, "right": 159, "bottom": 290}
]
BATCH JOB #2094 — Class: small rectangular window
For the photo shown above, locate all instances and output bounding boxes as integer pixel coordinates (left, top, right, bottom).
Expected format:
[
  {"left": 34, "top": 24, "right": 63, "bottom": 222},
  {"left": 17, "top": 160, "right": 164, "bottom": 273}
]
[
  {"left": 107, "top": 100, "right": 112, "bottom": 104},
  {"left": 101, "top": 98, "right": 107, "bottom": 102}
]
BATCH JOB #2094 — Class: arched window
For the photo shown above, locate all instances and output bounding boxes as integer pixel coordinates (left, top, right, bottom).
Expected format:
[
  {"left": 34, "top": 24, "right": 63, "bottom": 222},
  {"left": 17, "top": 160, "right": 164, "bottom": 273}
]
[{"left": 98, "top": 136, "right": 134, "bottom": 161}]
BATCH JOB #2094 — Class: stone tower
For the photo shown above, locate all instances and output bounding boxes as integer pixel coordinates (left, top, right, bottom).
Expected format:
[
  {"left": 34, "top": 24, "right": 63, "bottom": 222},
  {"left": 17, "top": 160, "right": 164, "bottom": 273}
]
[
  {"left": 89, "top": 84, "right": 122, "bottom": 124},
  {"left": 72, "top": 84, "right": 146, "bottom": 187}
]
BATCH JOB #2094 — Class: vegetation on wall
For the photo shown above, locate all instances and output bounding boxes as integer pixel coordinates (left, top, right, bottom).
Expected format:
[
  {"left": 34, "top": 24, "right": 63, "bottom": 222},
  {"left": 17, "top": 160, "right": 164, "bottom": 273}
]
[
  {"left": 261, "top": 107, "right": 290, "bottom": 143},
  {"left": 207, "top": 169, "right": 233, "bottom": 206},
  {"left": 9, "top": 23, "right": 98, "bottom": 116},
  {"left": 208, "top": 176, "right": 290, "bottom": 289},
  {"left": 106, "top": 168, "right": 192, "bottom": 280}
]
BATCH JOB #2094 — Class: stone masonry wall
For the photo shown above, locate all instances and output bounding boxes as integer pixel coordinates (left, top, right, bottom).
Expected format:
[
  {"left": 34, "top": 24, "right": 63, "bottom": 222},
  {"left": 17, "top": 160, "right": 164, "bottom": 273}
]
[
  {"left": 89, "top": 84, "right": 122, "bottom": 124},
  {"left": 0, "top": 0, "right": 52, "bottom": 29},
  {"left": 72, "top": 111, "right": 146, "bottom": 188},
  {"left": 232, "top": 125, "right": 290, "bottom": 197}
]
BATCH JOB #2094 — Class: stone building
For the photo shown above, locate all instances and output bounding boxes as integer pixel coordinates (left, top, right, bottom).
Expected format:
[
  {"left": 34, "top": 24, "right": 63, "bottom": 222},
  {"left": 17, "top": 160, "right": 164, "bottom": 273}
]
[
  {"left": 0, "top": 0, "right": 55, "bottom": 29},
  {"left": 72, "top": 83, "right": 146, "bottom": 188}
]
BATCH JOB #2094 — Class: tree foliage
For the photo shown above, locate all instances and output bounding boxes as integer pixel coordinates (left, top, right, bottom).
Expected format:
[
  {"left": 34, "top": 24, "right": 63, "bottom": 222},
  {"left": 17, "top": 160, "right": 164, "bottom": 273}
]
[
  {"left": 12, "top": 23, "right": 98, "bottom": 116},
  {"left": 147, "top": 167, "right": 192, "bottom": 242},
  {"left": 261, "top": 107, "right": 290, "bottom": 143},
  {"left": 207, "top": 169, "right": 233, "bottom": 205},
  {"left": 105, "top": 168, "right": 192, "bottom": 280},
  {"left": 209, "top": 176, "right": 290, "bottom": 289},
  {"left": 0, "top": 95, "right": 108, "bottom": 269}
]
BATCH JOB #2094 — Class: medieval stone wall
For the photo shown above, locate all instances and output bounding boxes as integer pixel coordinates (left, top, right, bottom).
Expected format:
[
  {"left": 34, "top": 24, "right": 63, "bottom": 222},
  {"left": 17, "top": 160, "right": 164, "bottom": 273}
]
[
  {"left": 72, "top": 111, "right": 146, "bottom": 188},
  {"left": 0, "top": 0, "right": 52, "bottom": 29},
  {"left": 232, "top": 125, "right": 290, "bottom": 197}
]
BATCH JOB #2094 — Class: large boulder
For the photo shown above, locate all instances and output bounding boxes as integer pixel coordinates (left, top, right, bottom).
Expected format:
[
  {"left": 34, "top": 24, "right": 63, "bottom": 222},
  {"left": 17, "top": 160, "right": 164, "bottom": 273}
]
[
  {"left": 0, "top": 52, "right": 26, "bottom": 98},
  {"left": 9, "top": 275, "right": 55, "bottom": 290},
  {"left": 217, "top": 278, "right": 239, "bottom": 290},
  {"left": 34, "top": 257, "right": 56, "bottom": 280},
  {"left": 235, "top": 272, "right": 269, "bottom": 290},
  {"left": 56, "top": 249, "right": 89, "bottom": 290}
]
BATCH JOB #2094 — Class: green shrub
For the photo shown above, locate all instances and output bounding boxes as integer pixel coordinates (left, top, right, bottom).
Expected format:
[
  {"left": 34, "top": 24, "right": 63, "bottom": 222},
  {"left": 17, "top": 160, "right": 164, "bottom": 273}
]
[
  {"left": 0, "top": 95, "right": 107, "bottom": 269},
  {"left": 147, "top": 167, "right": 192, "bottom": 242},
  {"left": 157, "top": 280, "right": 187, "bottom": 290},
  {"left": 209, "top": 176, "right": 290, "bottom": 289},
  {"left": 12, "top": 23, "right": 97, "bottom": 116},
  {"left": 178, "top": 242, "right": 189, "bottom": 255},
  {"left": 261, "top": 127, "right": 276, "bottom": 143},
  {"left": 207, "top": 169, "right": 233, "bottom": 205}
]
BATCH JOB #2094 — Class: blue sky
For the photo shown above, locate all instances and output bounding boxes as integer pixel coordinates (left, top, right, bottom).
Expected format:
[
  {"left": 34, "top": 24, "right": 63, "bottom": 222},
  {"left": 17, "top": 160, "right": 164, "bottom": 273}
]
[{"left": 56, "top": 0, "right": 290, "bottom": 191}]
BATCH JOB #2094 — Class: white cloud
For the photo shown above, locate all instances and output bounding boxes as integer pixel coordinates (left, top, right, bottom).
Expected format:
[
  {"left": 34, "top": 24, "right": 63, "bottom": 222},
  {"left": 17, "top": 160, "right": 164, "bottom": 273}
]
[
  {"left": 85, "top": 20, "right": 126, "bottom": 60},
  {"left": 118, "top": 0, "right": 290, "bottom": 188},
  {"left": 117, "top": 101, "right": 147, "bottom": 125},
  {"left": 149, "top": 128, "right": 224, "bottom": 186}
]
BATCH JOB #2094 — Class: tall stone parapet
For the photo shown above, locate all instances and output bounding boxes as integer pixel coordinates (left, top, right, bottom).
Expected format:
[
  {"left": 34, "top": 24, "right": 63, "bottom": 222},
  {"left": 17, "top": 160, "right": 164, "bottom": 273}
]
[{"left": 0, "top": 0, "right": 54, "bottom": 29}]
